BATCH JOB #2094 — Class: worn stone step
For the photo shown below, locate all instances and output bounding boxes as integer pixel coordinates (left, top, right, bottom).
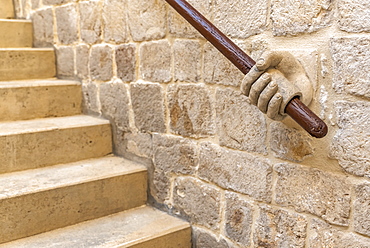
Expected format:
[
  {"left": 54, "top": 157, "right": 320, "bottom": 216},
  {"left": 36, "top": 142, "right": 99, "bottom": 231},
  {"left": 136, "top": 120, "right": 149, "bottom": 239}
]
[
  {"left": 0, "top": 206, "right": 190, "bottom": 248},
  {"left": 0, "top": 115, "right": 112, "bottom": 174},
  {"left": 0, "top": 79, "right": 82, "bottom": 121},
  {"left": 0, "top": 0, "right": 14, "bottom": 18},
  {"left": 0, "top": 19, "right": 33, "bottom": 48},
  {"left": 0, "top": 48, "right": 55, "bottom": 81},
  {"left": 0, "top": 156, "right": 148, "bottom": 244}
]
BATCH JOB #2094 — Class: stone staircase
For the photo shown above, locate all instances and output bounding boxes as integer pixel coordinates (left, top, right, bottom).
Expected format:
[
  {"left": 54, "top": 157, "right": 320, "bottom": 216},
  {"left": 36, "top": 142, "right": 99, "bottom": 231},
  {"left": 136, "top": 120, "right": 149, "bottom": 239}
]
[{"left": 0, "top": 1, "right": 191, "bottom": 247}]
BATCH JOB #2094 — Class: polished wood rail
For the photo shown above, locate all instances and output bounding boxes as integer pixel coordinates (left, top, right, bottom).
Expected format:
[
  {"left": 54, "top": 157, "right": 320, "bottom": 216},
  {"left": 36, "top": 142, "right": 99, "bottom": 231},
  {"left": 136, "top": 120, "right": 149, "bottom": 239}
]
[{"left": 165, "top": 0, "right": 328, "bottom": 138}]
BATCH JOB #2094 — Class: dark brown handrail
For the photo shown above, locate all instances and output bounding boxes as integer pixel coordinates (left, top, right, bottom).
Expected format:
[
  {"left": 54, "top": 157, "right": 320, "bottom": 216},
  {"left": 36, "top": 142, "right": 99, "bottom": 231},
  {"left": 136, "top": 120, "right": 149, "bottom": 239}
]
[{"left": 165, "top": 0, "right": 328, "bottom": 138}]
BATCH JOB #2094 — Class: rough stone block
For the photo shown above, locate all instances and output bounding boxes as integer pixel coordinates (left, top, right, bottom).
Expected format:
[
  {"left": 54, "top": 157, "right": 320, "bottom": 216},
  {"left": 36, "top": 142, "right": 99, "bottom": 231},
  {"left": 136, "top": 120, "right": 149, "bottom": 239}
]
[
  {"left": 271, "top": 0, "right": 332, "bottom": 36},
  {"left": 330, "top": 101, "right": 370, "bottom": 178},
  {"left": 43, "top": 0, "right": 69, "bottom": 5},
  {"left": 56, "top": 46, "right": 74, "bottom": 79},
  {"left": 270, "top": 122, "right": 313, "bottom": 162},
  {"left": 82, "top": 82, "right": 100, "bottom": 115},
  {"left": 103, "top": 0, "right": 128, "bottom": 43},
  {"left": 254, "top": 205, "right": 307, "bottom": 247},
  {"left": 168, "top": 0, "right": 211, "bottom": 38},
  {"left": 213, "top": 0, "right": 268, "bottom": 38},
  {"left": 338, "top": 0, "right": 370, "bottom": 33},
  {"left": 354, "top": 184, "right": 370, "bottom": 237},
  {"left": 99, "top": 80, "right": 130, "bottom": 132},
  {"left": 168, "top": 84, "right": 215, "bottom": 138},
  {"left": 193, "top": 227, "right": 237, "bottom": 248},
  {"left": 130, "top": 82, "right": 166, "bottom": 133},
  {"left": 90, "top": 45, "right": 113, "bottom": 81},
  {"left": 151, "top": 134, "right": 198, "bottom": 203},
  {"left": 32, "top": 8, "right": 54, "bottom": 47},
  {"left": 79, "top": 0, "right": 102, "bottom": 44},
  {"left": 215, "top": 88, "right": 267, "bottom": 154},
  {"left": 331, "top": 37, "right": 370, "bottom": 98},
  {"left": 203, "top": 43, "right": 245, "bottom": 86},
  {"left": 139, "top": 41, "right": 172, "bottom": 83},
  {"left": 199, "top": 142, "right": 272, "bottom": 202},
  {"left": 116, "top": 44, "right": 136, "bottom": 82},
  {"left": 275, "top": 163, "right": 351, "bottom": 226},
  {"left": 308, "top": 219, "right": 370, "bottom": 247},
  {"left": 122, "top": 132, "right": 153, "bottom": 161},
  {"left": 173, "top": 40, "right": 201, "bottom": 82},
  {"left": 127, "top": 0, "right": 166, "bottom": 42},
  {"left": 55, "top": 4, "right": 78, "bottom": 45},
  {"left": 76, "top": 44, "right": 89, "bottom": 80},
  {"left": 224, "top": 192, "right": 253, "bottom": 246},
  {"left": 173, "top": 177, "right": 221, "bottom": 230}
]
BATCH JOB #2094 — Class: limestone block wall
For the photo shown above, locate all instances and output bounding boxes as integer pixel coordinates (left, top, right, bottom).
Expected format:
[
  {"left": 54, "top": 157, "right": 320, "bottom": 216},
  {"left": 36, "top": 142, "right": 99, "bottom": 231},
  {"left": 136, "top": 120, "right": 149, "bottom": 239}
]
[{"left": 14, "top": 0, "right": 370, "bottom": 246}]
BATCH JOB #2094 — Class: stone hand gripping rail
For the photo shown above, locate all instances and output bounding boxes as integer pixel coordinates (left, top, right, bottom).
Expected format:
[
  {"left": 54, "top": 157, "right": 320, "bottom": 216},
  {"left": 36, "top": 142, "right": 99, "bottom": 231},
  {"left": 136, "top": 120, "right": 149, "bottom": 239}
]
[{"left": 164, "top": 0, "right": 328, "bottom": 138}]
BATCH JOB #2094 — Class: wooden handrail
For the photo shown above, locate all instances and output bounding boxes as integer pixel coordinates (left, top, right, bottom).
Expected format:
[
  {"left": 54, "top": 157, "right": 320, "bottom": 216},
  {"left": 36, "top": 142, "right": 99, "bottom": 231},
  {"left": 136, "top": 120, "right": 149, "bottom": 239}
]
[{"left": 165, "top": 0, "right": 328, "bottom": 138}]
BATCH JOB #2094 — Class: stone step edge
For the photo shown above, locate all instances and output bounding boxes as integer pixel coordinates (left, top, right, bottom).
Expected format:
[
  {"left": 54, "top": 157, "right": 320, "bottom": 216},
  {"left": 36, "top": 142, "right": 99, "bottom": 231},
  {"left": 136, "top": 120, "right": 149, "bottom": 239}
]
[{"left": 0, "top": 79, "right": 80, "bottom": 88}]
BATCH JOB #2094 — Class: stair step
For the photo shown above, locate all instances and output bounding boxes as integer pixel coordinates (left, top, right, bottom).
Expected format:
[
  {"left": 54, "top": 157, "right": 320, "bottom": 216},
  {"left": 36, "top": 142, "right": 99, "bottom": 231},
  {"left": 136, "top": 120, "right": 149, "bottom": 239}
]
[
  {"left": 0, "top": 48, "right": 55, "bottom": 81},
  {"left": 0, "top": 115, "right": 112, "bottom": 174},
  {"left": 0, "top": 156, "right": 148, "bottom": 244},
  {"left": 0, "top": 206, "right": 190, "bottom": 248},
  {"left": 0, "top": 0, "right": 14, "bottom": 18},
  {"left": 0, "top": 19, "right": 33, "bottom": 48},
  {"left": 0, "top": 79, "right": 82, "bottom": 121}
]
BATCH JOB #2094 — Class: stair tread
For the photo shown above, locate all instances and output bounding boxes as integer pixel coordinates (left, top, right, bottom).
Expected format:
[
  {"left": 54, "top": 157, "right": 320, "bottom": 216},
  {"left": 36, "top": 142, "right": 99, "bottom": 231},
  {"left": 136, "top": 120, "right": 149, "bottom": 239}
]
[
  {"left": 1, "top": 206, "right": 190, "bottom": 248},
  {"left": 0, "top": 19, "right": 32, "bottom": 23},
  {"left": 0, "top": 115, "right": 109, "bottom": 135},
  {"left": 0, "top": 156, "right": 146, "bottom": 200},
  {"left": 0, "top": 48, "right": 54, "bottom": 51},
  {"left": 0, "top": 79, "right": 80, "bottom": 88}
]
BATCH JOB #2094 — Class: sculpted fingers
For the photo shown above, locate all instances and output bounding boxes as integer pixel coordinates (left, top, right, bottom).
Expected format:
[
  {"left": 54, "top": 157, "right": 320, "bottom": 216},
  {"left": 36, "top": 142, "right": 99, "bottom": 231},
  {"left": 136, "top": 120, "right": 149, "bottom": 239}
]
[
  {"left": 256, "top": 50, "right": 284, "bottom": 71},
  {"left": 257, "top": 81, "right": 278, "bottom": 113},
  {"left": 241, "top": 65, "right": 264, "bottom": 96},
  {"left": 249, "top": 72, "right": 271, "bottom": 105},
  {"left": 267, "top": 93, "right": 284, "bottom": 120}
]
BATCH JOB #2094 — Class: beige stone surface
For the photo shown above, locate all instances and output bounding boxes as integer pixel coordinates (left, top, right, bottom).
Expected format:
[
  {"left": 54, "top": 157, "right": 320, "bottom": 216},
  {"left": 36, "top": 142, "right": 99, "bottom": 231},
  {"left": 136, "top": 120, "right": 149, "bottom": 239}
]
[
  {"left": 90, "top": 44, "right": 113, "bottom": 81},
  {"left": 82, "top": 82, "right": 100, "bottom": 115},
  {"left": 79, "top": 0, "right": 102, "bottom": 44},
  {"left": 0, "top": 115, "right": 112, "bottom": 174},
  {"left": 275, "top": 163, "right": 351, "bottom": 226},
  {"left": 173, "top": 177, "right": 221, "bottom": 230},
  {"left": 76, "top": 44, "right": 89, "bottom": 79},
  {"left": 0, "top": 156, "right": 147, "bottom": 244},
  {"left": 32, "top": 8, "right": 54, "bottom": 47},
  {"left": 203, "top": 43, "right": 245, "bottom": 86},
  {"left": 0, "top": 48, "right": 55, "bottom": 81},
  {"left": 139, "top": 40, "right": 172, "bottom": 83},
  {"left": 331, "top": 37, "right": 370, "bottom": 98},
  {"left": 130, "top": 82, "right": 166, "bottom": 133},
  {"left": 116, "top": 44, "right": 136, "bottom": 82},
  {"left": 213, "top": 0, "right": 268, "bottom": 38},
  {"left": 308, "top": 219, "right": 370, "bottom": 247},
  {"left": 174, "top": 39, "right": 201, "bottom": 82},
  {"left": 56, "top": 46, "right": 75, "bottom": 78},
  {"left": 215, "top": 88, "right": 267, "bottom": 154},
  {"left": 330, "top": 101, "right": 370, "bottom": 178},
  {"left": 103, "top": 0, "right": 128, "bottom": 43},
  {"left": 271, "top": 0, "right": 332, "bottom": 36},
  {"left": 224, "top": 192, "right": 253, "bottom": 246},
  {"left": 270, "top": 122, "right": 313, "bottom": 162},
  {"left": 199, "top": 142, "right": 272, "bottom": 202},
  {"left": 354, "top": 184, "right": 370, "bottom": 237},
  {"left": 0, "top": 20, "right": 32, "bottom": 48},
  {"left": 127, "top": 0, "right": 166, "bottom": 42},
  {"left": 338, "top": 0, "right": 370, "bottom": 33},
  {"left": 254, "top": 205, "right": 307, "bottom": 247},
  {"left": 0, "top": 0, "right": 14, "bottom": 18},
  {"left": 55, "top": 4, "right": 78, "bottom": 44},
  {"left": 0, "top": 79, "right": 81, "bottom": 121},
  {"left": 193, "top": 227, "right": 237, "bottom": 248},
  {"left": 168, "top": 84, "right": 215, "bottom": 138},
  {"left": 1, "top": 206, "right": 190, "bottom": 248}
]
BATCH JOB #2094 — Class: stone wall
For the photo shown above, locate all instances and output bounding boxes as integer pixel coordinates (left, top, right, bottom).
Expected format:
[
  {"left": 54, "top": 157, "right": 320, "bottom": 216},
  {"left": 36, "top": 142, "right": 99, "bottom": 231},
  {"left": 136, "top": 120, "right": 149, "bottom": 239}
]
[{"left": 15, "top": 0, "right": 370, "bottom": 246}]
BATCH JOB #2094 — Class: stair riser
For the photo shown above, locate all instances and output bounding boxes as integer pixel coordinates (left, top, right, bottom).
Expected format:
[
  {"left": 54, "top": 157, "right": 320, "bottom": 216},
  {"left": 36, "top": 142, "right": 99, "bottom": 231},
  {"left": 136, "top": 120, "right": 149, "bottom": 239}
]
[
  {"left": 127, "top": 229, "right": 191, "bottom": 248},
  {"left": 0, "top": 172, "right": 148, "bottom": 244},
  {"left": 0, "top": 84, "right": 82, "bottom": 121},
  {"left": 0, "top": 50, "right": 55, "bottom": 81},
  {"left": 0, "top": 125, "right": 112, "bottom": 174},
  {"left": 0, "top": 0, "right": 14, "bottom": 18},
  {"left": 0, "top": 21, "right": 33, "bottom": 48}
]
